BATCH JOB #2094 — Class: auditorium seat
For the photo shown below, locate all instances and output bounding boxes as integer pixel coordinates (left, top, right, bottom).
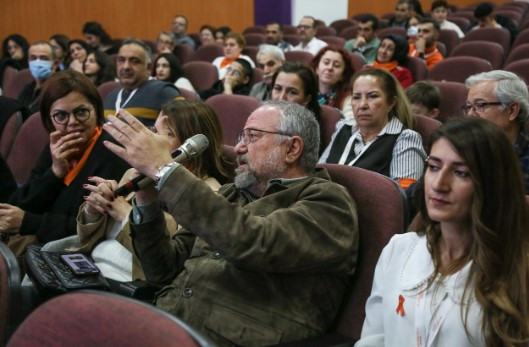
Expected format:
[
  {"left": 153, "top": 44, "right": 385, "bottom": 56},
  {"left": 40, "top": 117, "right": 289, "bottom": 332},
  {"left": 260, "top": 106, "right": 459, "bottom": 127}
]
[
  {"left": 320, "top": 105, "right": 341, "bottom": 149},
  {"left": 7, "top": 291, "right": 214, "bottom": 347},
  {"left": 347, "top": 52, "right": 366, "bottom": 73},
  {"left": 330, "top": 19, "right": 356, "bottom": 36},
  {"left": 376, "top": 26, "right": 406, "bottom": 40},
  {"left": 173, "top": 44, "right": 194, "bottom": 65},
  {"left": 182, "top": 62, "right": 219, "bottom": 92},
  {"left": 283, "top": 34, "right": 301, "bottom": 47},
  {"left": 284, "top": 51, "right": 314, "bottom": 65},
  {"left": 436, "top": 41, "right": 447, "bottom": 58},
  {"left": 413, "top": 114, "right": 442, "bottom": 151},
  {"left": 495, "top": 10, "right": 522, "bottom": 26},
  {"left": 97, "top": 81, "right": 120, "bottom": 101},
  {"left": 178, "top": 88, "right": 198, "bottom": 100},
  {"left": 404, "top": 56, "right": 428, "bottom": 82},
  {"left": 503, "top": 59, "right": 529, "bottom": 86},
  {"left": 449, "top": 10, "right": 478, "bottom": 23},
  {"left": 243, "top": 33, "right": 266, "bottom": 47},
  {"left": 438, "top": 29, "right": 460, "bottom": 57},
  {"left": 315, "top": 26, "right": 337, "bottom": 37},
  {"left": 319, "top": 36, "right": 346, "bottom": 47},
  {"left": 0, "top": 111, "right": 23, "bottom": 159},
  {"left": 1, "top": 66, "right": 17, "bottom": 93},
  {"left": 242, "top": 46, "right": 259, "bottom": 64},
  {"left": 339, "top": 26, "right": 359, "bottom": 40},
  {"left": 191, "top": 44, "right": 224, "bottom": 63},
  {"left": 6, "top": 112, "right": 49, "bottom": 185},
  {"left": 450, "top": 41, "right": 504, "bottom": 69},
  {"left": 512, "top": 28, "right": 529, "bottom": 49},
  {"left": 249, "top": 67, "right": 264, "bottom": 87},
  {"left": 428, "top": 56, "right": 492, "bottom": 83},
  {"left": 0, "top": 242, "right": 21, "bottom": 345},
  {"left": 2, "top": 69, "right": 33, "bottom": 100},
  {"left": 205, "top": 94, "right": 260, "bottom": 146},
  {"left": 504, "top": 43, "right": 529, "bottom": 67},
  {"left": 431, "top": 81, "right": 468, "bottom": 123},
  {"left": 446, "top": 16, "right": 472, "bottom": 33},
  {"left": 282, "top": 25, "right": 298, "bottom": 35},
  {"left": 463, "top": 27, "right": 511, "bottom": 56},
  {"left": 243, "top": 26, "right": 266, "bottom": 35}
]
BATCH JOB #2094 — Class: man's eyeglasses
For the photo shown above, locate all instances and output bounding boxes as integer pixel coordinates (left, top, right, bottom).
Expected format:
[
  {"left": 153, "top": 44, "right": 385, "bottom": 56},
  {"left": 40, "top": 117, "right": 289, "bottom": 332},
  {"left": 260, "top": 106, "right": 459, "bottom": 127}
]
[
  {"left": 51, "top": 106, "right": 92, "bottom": 125},
  {"left": 462, "top": 102, "right": 503, "bottom": 115},
  {"left": 297, "top": 25, "right": 312, "bottom": 30},
  {"left": 237, "top": 128, "right": 292, "bottom": 146}
]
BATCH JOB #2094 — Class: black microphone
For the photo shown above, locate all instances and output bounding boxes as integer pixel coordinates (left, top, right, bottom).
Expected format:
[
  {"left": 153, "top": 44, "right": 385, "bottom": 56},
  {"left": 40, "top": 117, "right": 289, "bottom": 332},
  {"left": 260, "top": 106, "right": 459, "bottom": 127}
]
[{"left": 114, "top": 134, "right": 209, "bottom": 196}]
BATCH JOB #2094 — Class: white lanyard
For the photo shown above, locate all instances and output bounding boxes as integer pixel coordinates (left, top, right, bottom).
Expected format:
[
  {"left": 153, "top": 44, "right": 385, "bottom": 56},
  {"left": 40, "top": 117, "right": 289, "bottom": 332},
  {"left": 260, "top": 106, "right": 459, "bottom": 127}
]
[
  {"left": 115, "top": 88, "right": 138, "bottom": 112},
  {"left": 338, "top": 134, "right": 376, "bottom": 166},
  {"left": 415, "top": 283, "right": 455, "bottom": 347}
]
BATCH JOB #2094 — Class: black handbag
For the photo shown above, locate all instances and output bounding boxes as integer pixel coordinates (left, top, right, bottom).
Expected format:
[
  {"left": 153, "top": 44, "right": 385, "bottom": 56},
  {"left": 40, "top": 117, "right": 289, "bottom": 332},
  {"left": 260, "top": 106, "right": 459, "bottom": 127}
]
[{"left": 25, "top": 244, "right": 110, "bottom": 299}]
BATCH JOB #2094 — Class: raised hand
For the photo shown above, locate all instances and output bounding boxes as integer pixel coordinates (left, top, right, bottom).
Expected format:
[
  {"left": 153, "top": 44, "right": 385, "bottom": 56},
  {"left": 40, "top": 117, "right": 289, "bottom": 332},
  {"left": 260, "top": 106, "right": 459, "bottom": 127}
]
[{"left": 83, "top": 176, "right": 131, "bottom": 222}]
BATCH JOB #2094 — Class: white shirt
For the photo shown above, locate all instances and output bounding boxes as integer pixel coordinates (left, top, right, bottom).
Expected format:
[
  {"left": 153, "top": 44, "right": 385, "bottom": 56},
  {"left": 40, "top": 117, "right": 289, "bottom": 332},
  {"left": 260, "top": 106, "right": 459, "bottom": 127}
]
[
  {"left": 293, "top": 37, "right": 328, "bottom": 55},
  {"left": 440, "top": 20, "right": 465, "bottom": 39},
  {"left": 356, "top": 232, "right": 484, "bottom": 347}
]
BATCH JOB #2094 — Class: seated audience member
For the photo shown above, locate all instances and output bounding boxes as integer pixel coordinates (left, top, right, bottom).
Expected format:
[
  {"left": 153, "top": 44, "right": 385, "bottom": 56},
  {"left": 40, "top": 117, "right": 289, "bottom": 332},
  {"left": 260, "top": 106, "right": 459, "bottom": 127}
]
[
  {"left": 250, "top": 44, "right": 285, "bottom": 101},
  {"left": 405, "top": 80, "right": 441, "bottom": 118},
  {"left": 199, "top": 58, "right": 252, "bottom": 100},
  {"left": 408, "top": 18, "right": 443, "bottom": 70},
  {"left": 465, "top": 70, "right": 529, "bottom": 192},
  {"left": 152, "top": 52, "right": 195, "bottom": 93},
  {"left": 389, "top": 0, "right": 412, "bottom": 28},
  {"left": 103, "top": 38, "right": 180, "bottom": 126},
  {"left": 3, "top": 71, "right": 129, "bottom": 257},
  {"left": 171, "top": 15, "right": 196, "bottom": 49},
  {"left": 293, "top": 16, "right": 327, "bottom": 55},
  {"left": 17, "top": 41, "right": 58, "bottom": 115},
  {"left": 472, "top": 2, "right": 517, "bottom": 42},
  {"left": 319, "top": 68, "right": 426, "bottom": 189},
  {"left": 82, "top": 21, "right": 119, "bottom": 55},
  {"left": 408, "top": 0, "right": 424, "bottom": 17},
  {"left": 357, "top": 117, "right": 529, "bottom": 347},
  {"left": 431, "top": 0, "right": 465, "bottom": 39},
  {"left": 199, "top": 25, "right": 216, "bottom": 46},
  {"left": 0, "top": 34, "right": 29, "bottom": 86},
  {"left": 310, "top": 46, "right": 354, "bottom": 112},
  {"left": 50, "top": 34, "right": 70, "bottom": 71},
  {"left": 83, "top": 50, "right": 115, "bottom": 87},
  {"left": 271, "top": 62, "right": 324, "bottom": 129},
  {"left": 371, "top": 34, "right": 413, "bottom": 89},
  {"left": 214, "top": 26, "right": 232, "bottom": 45},
  {"left": 211, "top": 32, "right": 255, "bottom": 80},
  {"left": 344, "top": 14, "right": 380, "bottom": 65},
  {"left": 265, "top": 21, "right": 293, "bottom": 52},
  {"left": 155, "top": 31, "right": 176, "bottom": 55},
  {"left": 0, "top": 154, "right": 16, "bottom": 203},
  {"left": 68, "top": 39, "right": 89, "bottom": 73},
  {"left": 405, "top": 14, "right": 422, "bottom": 44},
  {"left": 43, "top": 99, "right": 229, "bottom": 281},
  {"left": 102, "top": 100, "right": 359, "bottom": 346}
]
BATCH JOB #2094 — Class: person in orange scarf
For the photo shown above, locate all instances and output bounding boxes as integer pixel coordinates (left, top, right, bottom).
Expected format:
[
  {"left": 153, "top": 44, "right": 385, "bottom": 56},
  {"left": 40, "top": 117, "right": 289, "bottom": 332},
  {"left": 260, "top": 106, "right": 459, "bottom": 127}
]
[
  {"left": 211, "top": 32, "right": 255, "bottom": 80},
  {"left": 408, "top": 18, "right": 443, "bottom": 70},
  {"left": 371, "top": 34, "right": 414, "bottom": 89},
  {"left": 1, "top": 70, "right": 129, "bottom": 259}
]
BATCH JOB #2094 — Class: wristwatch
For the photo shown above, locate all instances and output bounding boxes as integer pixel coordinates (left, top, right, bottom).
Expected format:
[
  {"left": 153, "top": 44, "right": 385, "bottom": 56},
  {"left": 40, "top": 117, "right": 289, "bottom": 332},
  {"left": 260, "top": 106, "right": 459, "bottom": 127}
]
[{"left": 155, "top": 162, "right": 177, "bottom": 189}]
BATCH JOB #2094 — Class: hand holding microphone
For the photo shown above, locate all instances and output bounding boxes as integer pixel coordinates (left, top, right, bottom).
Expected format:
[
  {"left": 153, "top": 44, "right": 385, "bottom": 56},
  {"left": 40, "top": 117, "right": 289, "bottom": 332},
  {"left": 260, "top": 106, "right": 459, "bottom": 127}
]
[{"left": 114, "top": 134, "right": 209, "bottom": 196}]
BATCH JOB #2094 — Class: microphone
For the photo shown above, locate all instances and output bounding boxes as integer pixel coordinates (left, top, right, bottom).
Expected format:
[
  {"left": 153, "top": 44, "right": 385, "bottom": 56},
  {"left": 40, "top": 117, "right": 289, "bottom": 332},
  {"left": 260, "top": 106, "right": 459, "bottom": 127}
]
[{"left": 114, "top": 134, "right": 209, "bottom": 196}]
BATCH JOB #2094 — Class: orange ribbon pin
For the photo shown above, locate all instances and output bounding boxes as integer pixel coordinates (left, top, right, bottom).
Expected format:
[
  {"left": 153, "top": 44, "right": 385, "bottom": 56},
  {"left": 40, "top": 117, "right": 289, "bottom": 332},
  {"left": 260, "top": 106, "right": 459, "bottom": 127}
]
[{"left": 396, "top": 294, "right": 405, "bottom": 316}]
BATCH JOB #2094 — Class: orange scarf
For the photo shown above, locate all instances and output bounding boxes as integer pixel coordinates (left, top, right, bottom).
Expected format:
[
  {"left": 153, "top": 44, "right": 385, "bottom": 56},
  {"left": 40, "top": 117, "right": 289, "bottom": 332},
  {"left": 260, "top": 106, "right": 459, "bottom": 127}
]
[
  {"left": 372, "top": 60, "right": 399, "bottom": 72},
  {"left": 219, "top": 54, "right": 241, "bottom": 69},
  {"left": 63, "top": 126, "right": 102, "bottom": 186}
]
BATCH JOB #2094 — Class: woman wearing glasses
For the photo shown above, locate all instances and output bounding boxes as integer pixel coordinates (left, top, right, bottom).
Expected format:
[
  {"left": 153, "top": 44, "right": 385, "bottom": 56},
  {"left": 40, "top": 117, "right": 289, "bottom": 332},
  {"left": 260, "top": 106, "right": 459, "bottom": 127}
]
[
  {"left": 1, "top": 70, "right": 129, "bottom": 256},
  {"left": 41, "top": 99, "right": 230, "bottom": 282}
]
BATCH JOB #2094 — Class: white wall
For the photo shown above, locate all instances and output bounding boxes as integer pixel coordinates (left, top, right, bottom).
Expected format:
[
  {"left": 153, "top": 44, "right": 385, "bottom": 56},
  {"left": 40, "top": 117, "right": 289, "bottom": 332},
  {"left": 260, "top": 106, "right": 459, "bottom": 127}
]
[{"left": 291, "top": 0, "right": 348, "bottom": 26}]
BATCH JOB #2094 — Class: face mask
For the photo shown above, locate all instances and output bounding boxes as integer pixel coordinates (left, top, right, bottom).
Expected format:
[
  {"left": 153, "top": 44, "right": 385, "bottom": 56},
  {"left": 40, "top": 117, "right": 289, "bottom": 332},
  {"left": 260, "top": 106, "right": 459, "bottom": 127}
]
[
  {"left": 29, "top": 59, "right": 53, "bottom": 80},
  {"left": 407, "top": 25, "right": 419, "bottom": 37}
]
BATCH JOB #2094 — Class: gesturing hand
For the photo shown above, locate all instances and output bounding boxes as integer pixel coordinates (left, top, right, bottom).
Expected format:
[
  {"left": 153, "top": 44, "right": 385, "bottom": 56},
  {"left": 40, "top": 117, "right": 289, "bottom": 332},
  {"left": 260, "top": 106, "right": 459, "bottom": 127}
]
[
  {"left": 49, "top": 130, "right": 85, "bottom": 178},
  {"left": 83, "top": 176, "right": 132, "bottom": 222},
  {"left": 103, "top": 110, "right": 173, "bottom": 179},
  {"left": 0, "top": 203, "right": 25, "bottom": 234}
]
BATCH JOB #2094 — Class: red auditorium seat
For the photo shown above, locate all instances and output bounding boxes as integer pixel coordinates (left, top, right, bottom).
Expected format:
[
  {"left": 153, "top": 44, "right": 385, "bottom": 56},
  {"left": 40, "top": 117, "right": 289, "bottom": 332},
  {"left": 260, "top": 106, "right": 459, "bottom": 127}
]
[
  {"left": 182, "top": 61, "right": 219, "bottom": 92},
  {"left": 191, "top": 44, "right": 224, "bottom": 63},
  {"left": 243, "top": 26, "right": 266, "bottom": 35},
  {"left": 243, "top": 33, "right": 266, "bottom": 47},
  {"left": 450, "top": 41, "right": 504, "bottom": 69},
  {"left": 0, "top": 242, "right": 21, "bottom": 345},
  {"left": 315, "top": 26, "right": 337, "bottom": 37},
  {"left": 330, "top": 19, "right": 356, "bottom": 36},
  {"left": 431, "top": 80, "right": 468, "bottom": 123},
  {"left": 428, "top": 56, "right": 492, "bottom": 83}
]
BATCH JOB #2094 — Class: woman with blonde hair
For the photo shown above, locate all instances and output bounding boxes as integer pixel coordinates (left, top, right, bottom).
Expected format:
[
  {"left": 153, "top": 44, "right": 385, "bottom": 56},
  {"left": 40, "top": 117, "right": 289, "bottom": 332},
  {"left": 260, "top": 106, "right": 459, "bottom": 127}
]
[{"left": 357, "top": 117, "right": 529, "bottom": 346}]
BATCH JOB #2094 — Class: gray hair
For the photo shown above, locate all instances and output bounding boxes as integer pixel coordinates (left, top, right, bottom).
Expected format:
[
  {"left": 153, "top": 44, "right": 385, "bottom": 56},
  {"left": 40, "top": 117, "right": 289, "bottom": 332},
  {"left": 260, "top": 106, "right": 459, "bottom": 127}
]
[
  {"left": 256, "top": 44, "right": 285, "bottom": 62},
  {"left": 261, "top": 100, "right": 320, "bottom": 172},
  {"left": 157, "top": 31, "right": 177, "bottom": 45},
  {"left": 31, "top": 41, "right": 57, "bottom": 60},
  {"left": 466, "top": 70, "right": 529, "bottom": 127},
  {"left": 120, "top": 37, "right": 152, "bottom": 64}
]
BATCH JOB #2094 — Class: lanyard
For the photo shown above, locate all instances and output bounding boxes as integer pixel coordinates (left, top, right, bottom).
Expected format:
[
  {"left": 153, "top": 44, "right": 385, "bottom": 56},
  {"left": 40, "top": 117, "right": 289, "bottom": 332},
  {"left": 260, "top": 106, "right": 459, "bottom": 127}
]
[
  {"left": 115, "top": 88, "right": 138, "bottom": 112},
  {"left": 415, "top": 283, "right": 455, "bottom": 347},
  {"left": 338, "top": 134, "right": 376, "bottom": 166}
]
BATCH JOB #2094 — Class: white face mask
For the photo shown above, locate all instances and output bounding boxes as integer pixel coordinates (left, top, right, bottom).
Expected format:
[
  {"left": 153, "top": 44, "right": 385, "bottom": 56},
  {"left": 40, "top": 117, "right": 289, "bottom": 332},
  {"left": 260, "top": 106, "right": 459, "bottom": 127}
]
[{"left": 407, "top": 25, "right": 419, "bottom": 37}]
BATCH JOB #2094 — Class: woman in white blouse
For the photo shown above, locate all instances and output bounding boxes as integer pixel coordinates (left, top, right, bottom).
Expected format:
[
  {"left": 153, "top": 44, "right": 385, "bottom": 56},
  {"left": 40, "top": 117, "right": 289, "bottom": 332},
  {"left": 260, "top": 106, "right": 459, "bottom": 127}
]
[
  {"left": 319, "top": 68, "right": 426, "bottom": 190},
  {"left": 357, "top": 117, "right": 529, "bottom": 347}
]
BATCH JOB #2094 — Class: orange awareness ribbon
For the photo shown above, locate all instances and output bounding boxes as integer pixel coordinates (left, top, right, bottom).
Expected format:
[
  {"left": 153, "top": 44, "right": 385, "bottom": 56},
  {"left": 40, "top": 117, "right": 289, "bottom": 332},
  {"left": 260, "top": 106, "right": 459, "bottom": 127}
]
[{"left": 396, "top": 294, "right": 405, "bottom": 316}]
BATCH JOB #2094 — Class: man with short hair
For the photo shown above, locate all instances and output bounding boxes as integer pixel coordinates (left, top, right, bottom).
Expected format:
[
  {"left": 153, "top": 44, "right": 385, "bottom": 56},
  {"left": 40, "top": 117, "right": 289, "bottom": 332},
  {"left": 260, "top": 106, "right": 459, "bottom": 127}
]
[
  {"left": 389, "top": 0, "right": 411, "bottom": 27},
  {"left": 465, "top": 70, "right": 529, "bottom": 192},
  {"left": 344, "top": 14, "right": 380, "bottom": 65},
  {"left": 405, "top": 80, "right": 441, "bottom": 118},
  {"left": 292, "top": 16, "right": 327, "bottom": 55},
  {"left": 250, "top": 44, "right": 285, "bottom": 101},
  {"left": 171, "top": 15, "right": 196, "bottom": 49},
  {"left": 102, "top": 100, "right": 359, "bottom": 346},
  {"left": 265, "top": 21, "right": 293, "bottom": 52},
  {"left": 431, "top": 0, "right": 464, "bottom": 38},
  {"left": 104, "top": 38, "right": 180, "bottom": 126},
  {"left": 408, "top": 18, "right": 443, "bottom": 70},
  {"left": 156, "top": 31, "right": 176, "bottom": 55},
  {"left": 17, "top": 41, "right": 58, "bottom": 114},
  {"left": 472, "top": 2, "right": 517, "bottom": 41}
]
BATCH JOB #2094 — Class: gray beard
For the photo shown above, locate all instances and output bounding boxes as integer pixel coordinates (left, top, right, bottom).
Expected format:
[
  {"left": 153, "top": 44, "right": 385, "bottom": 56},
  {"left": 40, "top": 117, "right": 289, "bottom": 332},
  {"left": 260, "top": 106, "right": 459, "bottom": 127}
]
[{"left": 233, "top": 146, "right": 286, "bottom": 192}]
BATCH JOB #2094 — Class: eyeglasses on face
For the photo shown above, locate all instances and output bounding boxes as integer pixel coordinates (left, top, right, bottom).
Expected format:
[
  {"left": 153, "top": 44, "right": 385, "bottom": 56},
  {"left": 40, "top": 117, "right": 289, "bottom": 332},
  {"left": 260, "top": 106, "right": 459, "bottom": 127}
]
[
  {"left": 51, "top": 106, "right": 92, "bottom": 125},
  {"left": 297, "top": 25, "right": 312, "bottom": 30},
  {"left": 236, "top": 128, "right": 292, "bottom": 146},
  {"left": 462, "top": 102, "right": 503, "bottom": 115}
]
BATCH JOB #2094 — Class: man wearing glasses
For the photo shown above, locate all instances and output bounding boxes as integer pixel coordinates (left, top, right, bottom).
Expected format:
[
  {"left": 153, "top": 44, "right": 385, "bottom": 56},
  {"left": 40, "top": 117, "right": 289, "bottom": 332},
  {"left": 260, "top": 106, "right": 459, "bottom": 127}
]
[
  {"left": 292, "top": 16, "right": 327, "bottom": 55},
  {"left": 103, "top": 100, "right": 358, "bottom": 345},
  {"left": 465, "top": 70, "right": 529, "bottom": 192}
]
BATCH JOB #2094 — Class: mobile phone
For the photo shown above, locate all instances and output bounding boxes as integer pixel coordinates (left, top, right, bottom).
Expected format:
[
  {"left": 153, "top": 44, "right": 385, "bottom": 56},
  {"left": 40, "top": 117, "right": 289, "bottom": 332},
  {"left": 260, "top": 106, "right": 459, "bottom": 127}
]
[{"left": 60, "top": 253, "right": 100, "bottom": 276}]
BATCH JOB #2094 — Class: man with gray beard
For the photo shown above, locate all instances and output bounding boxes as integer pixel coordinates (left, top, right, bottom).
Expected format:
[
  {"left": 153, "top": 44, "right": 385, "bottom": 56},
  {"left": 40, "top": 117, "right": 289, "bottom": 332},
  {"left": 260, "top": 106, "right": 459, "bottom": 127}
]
[{"left": 102, "top": 100, "right": 359, "bottom": 346}]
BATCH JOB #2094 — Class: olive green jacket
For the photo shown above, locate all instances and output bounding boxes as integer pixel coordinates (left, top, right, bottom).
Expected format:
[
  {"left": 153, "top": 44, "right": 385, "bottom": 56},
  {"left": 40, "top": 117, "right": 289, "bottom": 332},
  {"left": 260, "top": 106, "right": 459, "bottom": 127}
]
[{"left": 132, "top": 166, "right": 359, "bottom": 346}]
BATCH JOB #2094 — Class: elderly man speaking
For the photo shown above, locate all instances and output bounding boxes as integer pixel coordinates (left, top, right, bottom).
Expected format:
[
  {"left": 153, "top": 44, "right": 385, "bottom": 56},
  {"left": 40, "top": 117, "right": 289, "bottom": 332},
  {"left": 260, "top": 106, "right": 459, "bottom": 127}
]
[{"left": 102, "top": 100, "right": 358, "bottom": 346}]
